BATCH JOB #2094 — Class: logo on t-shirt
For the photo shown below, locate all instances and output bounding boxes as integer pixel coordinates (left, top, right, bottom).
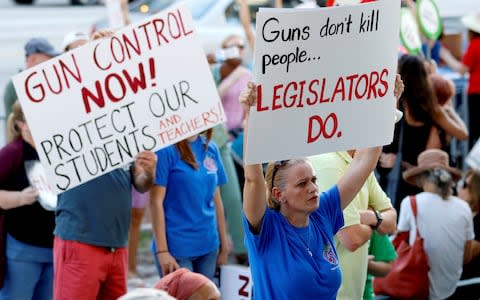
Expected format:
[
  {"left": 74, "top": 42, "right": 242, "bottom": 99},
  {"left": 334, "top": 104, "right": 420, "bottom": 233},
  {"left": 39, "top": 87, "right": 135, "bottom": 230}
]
[
  {"left": 203, "top": 155, "right": 218, "bottom": 174},
  {"left": 323, "top": 243, "right": 339, "bottom": 268}
]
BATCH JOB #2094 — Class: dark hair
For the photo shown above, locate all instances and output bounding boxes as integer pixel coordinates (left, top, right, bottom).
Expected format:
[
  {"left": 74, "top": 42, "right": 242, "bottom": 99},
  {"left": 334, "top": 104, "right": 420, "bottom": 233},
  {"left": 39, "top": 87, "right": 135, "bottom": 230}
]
[
  {"left": 398, "top": 55, "right": 438, "bottom": 122},
  {"left": 175, "top": 129, "right": 213, "bottom": 169}
]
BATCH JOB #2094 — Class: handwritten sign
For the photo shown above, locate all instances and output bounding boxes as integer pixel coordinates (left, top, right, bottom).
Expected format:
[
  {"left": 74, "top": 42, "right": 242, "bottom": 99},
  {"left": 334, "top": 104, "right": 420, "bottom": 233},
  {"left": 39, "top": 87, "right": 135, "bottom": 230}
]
[
  {"left": 417, "top": 0, "right": 441, "bottom": 40},
  {"left": 220, "top": 265, "right": 252, "bottom": 300},
  {"left": 400, "top": 7, "right": 422, "bottom": 54},
  {"left": 245, "top": 0, "right": 400, "bottom": 164},
  {"left": 12, "top": 3, "right": 225, "bottom": 193}
]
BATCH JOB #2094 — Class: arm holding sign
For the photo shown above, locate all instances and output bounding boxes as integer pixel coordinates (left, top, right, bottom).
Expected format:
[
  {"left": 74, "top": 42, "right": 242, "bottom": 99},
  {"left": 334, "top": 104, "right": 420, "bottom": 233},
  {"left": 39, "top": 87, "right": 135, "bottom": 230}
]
[
  {"left": 0, "top": 187, "right": 38, "bottom": 210},
  {"left": 132, "top": 151, "right": 156, "bottom": 193},
  {"left": 241, "top": 82, "right": 267, "bottom": 232}
]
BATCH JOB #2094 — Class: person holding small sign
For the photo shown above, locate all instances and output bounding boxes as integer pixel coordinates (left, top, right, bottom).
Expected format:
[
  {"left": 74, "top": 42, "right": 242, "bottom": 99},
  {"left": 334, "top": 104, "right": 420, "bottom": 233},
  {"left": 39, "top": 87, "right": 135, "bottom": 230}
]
[
  {"left": 0, "top": 101, "right": 54, "bottom": 300},
  {"left": 150, "top": 129, "right": 229, "bottom": 281},
  {"left": 239, "top": 81, "right": 390, "bottom": 299}
]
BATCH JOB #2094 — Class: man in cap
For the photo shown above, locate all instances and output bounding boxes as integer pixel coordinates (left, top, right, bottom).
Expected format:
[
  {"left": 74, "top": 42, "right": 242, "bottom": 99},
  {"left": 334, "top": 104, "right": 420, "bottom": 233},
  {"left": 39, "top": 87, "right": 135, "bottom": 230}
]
[{"left": 3, "top": 38, "right": 59, "bottom": 121}]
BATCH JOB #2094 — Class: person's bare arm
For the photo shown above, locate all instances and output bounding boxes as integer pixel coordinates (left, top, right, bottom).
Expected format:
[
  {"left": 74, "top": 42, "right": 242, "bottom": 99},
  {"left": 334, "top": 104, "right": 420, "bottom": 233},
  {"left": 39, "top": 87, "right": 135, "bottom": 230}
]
[
  {"left": 368, "top": 258, "right": 393, "bottom": 277},
  {"left": 274, "top": 0, "right": 283, "bottom": 8},
  {"left": 237, "top": 0, "right": 256, "bottom": 51},
  {"left": 440, "top": 47, "right": 469, "bottom": 75},
  {"left": 0, "top": 187, "right": 38, "bottom": 210},
  {"left": 337, "top": 147, "right": 382, "bottom": 210},
  {"left": 471, "top": 240, "right": 480, "bottom": 260},
  {"left": 241, "top": 82, "right": 267, "bottom": 232},
  {"left": 433, "top": 106, "right": 468, "bottom": 141},
  {"left": 150, "top": 185, "right": 180, "bottom": 275},
  {"left": 464, "top": 240, "right": 473, "bottom": 265},
  {"left": 336, "top": 225, "right": 373, "bottom": 252},
  {"left": 214, "top": 188, "right": 229, "bottom": 266}
]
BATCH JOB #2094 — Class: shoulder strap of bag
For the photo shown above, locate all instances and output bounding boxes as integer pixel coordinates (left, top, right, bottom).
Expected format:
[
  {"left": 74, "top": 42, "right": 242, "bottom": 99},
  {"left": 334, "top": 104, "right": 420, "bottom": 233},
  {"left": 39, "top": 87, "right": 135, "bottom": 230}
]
[{"left": 409, "top": 195, "right": 422, "bottom": 239}]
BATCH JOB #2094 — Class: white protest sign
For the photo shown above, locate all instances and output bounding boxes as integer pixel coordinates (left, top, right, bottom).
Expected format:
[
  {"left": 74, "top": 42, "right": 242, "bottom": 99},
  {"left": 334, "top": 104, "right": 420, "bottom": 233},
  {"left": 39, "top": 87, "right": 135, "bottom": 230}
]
[
  {"left": 13, "top": 3, "right": 225, "bottom": 194},
  {"left": 25, "top": 160, "right": 58, "bottom": 211},
  {"left": 466, "top": 140, "right": 480, "bottom": 169},
  {"left": 220, "top": 265, "right": 252, "bottom": 300},
  {"left": 417, "top": 0, "right": 441, "bottom": 40},
  {"left": 245, "top": 0, "right": 400, "bottom": 164},
  {"left": 400, "top": 7, "right": 422, "bottom": 54}
]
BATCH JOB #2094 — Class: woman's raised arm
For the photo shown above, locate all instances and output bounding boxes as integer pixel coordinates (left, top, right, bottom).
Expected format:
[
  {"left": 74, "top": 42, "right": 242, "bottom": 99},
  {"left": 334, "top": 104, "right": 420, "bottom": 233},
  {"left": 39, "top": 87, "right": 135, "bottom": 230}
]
[{"left": 240, "top": 82, "right": 267, "bottom": 232}]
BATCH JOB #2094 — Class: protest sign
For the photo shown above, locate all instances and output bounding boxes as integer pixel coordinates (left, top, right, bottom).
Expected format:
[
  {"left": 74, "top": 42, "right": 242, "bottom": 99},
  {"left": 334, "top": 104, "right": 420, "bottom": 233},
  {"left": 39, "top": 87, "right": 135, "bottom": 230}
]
[
  {"left": 400, "top": 7, "right": 422, "bottom": 54},
  {"left": 220, "top": 265, "right": 252, "bottom": 300},
  {"left": 466, "top": 140, "right": 480, "bottom": 169},
  {"left": 12, "top": 3, "right": 225, "bottom": 193},
  {"left": 417, "top": 0, "right": 441, "bottom": 40},
  {"left": 245, "top": 0, "right": 400, "bottom": 164}
]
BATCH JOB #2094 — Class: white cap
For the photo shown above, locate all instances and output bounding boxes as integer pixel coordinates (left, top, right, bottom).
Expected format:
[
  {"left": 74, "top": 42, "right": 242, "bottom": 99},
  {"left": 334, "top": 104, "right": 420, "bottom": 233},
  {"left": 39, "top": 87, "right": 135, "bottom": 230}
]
[
  {"left": 62, "top": 31, "right": 89, "bottom": 51},
  {"left": 117, "top": 288, "right": 176, "bottom": 300}
]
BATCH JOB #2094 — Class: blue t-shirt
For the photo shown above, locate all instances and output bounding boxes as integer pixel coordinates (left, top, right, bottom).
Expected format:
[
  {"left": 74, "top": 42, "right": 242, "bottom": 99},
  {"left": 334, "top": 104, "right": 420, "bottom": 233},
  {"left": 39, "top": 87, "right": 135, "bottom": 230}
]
[
  {"left": 243, "top": 186, "right": 344, "bottom": 300},
  {"left": 55, "top": 168, "right": 132, "bottom": 248},
  {"left": 154, "top": 136, "right": 227, "bottom": 257}
]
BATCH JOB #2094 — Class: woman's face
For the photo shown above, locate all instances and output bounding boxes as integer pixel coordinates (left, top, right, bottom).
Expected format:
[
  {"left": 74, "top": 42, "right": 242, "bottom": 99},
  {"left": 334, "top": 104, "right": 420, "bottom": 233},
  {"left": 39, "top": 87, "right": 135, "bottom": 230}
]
[
  {"left": 278, "top": 161, "right": 319, "bottom": 214},
  {"left": 187, "top": 281, "right": 221, "bottom": 300}
]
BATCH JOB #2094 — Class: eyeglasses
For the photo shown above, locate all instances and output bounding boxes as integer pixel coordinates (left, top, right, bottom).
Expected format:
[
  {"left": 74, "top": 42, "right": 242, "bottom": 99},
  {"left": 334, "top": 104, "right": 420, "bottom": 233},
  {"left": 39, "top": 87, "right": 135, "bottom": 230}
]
[{"left": 271, "top": 160, "right": 288, "bottom": 188}]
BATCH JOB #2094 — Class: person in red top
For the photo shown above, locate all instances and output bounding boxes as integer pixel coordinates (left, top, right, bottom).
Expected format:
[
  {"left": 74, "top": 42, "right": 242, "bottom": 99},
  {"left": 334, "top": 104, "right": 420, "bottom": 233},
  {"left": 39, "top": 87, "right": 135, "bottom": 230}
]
[{"left": 442, "top": 11, "right": 480, "bottom": 150}]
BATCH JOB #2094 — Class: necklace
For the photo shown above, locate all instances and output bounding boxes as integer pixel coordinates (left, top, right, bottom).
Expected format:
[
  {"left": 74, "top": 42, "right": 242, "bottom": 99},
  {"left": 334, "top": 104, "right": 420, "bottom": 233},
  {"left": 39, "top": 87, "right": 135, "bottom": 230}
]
[{"left": 292, "top": 224, "right": 313, "bottom": 257}]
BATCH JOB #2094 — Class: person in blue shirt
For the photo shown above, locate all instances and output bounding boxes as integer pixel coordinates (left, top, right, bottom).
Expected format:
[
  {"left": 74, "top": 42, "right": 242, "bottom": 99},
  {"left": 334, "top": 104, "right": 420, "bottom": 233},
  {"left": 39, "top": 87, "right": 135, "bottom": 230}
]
[
  {"left": 239, "top": 82, "right": 391, "bottom": 300},
  {"left": 150, "top": 129, "right": 229, "bottom": 280}
]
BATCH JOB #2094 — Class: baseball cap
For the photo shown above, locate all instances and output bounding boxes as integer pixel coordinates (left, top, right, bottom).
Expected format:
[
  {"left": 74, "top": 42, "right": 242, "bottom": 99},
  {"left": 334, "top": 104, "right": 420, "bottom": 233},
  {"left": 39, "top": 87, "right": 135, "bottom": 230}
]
[
  {"left": 24, "top": 37, "right": 60, "bottom": 58},
  {"left": 62, "top": 31, "right": 89, "bottom": 51}
]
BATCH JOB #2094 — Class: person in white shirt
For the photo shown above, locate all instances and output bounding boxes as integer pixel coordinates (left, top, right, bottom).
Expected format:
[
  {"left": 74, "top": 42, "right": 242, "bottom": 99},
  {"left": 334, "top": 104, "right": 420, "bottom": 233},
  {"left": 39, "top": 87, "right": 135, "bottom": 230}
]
[{"left": 398, "top": 149, "right": 474, "bottom": 300}]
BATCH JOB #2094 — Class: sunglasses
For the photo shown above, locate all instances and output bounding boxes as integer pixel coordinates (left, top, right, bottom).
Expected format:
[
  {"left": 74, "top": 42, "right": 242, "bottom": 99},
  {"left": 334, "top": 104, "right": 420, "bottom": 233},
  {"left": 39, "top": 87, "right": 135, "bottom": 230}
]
[
  {"left": 271, "top": 160, "right": 289, "bottom": 188},
  {"left": 458, "top": 178, "right": 469, "bottom": 189}
]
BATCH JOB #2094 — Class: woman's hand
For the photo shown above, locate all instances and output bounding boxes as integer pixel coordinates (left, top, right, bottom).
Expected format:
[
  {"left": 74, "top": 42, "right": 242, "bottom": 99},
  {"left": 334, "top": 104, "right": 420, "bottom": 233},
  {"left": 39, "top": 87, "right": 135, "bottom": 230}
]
[
  {"left": 216, "top": 247, "right": 229, "bottom": 267},
  {"left": 393, "top": 74, "right": 404, "bottom": 101},
  {"left": 379, "top": 152, "right": 397, "bottom": 169},
  {"left": 19, "top": 186, "right": 38, "bottom": 206},
  {"left": 239, "top": 81, "right": 257, "bottom": 115},
  {"left": 158, "top": 252, "right": 180, "bottom": 276}
]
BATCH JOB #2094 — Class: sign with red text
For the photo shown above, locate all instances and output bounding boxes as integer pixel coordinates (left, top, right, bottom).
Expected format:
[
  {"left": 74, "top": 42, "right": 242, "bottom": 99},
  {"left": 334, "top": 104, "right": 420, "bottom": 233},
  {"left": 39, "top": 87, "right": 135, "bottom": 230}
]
[
  {"left": 12, "top": 3, "right": 225, "bottom": 193},
  {"left": 245, "top": 0, "right": 400, "bottom": 164},
  {"left": 220, "top": 265, "right": 252, "bottom": 300}
]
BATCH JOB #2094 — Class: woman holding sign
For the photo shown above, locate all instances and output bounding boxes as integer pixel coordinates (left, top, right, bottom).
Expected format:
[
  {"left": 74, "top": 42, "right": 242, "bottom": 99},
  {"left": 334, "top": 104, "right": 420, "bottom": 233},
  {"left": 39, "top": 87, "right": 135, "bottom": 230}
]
[
  {"left": 150, "top": 129, "right": 230, "bottom": 280},
  {"left": 239, "top": 80, "right": 401, "bottom": 299},
  {"left": 0, "top": 101, "right": 55, "bottom": 300}
]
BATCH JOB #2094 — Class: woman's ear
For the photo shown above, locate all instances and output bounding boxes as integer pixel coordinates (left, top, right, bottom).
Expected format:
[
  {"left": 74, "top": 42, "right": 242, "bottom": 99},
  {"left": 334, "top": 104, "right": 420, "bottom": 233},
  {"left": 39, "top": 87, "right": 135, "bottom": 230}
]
[{"left": 272, "top": 187, "right": 284, "bottom": 203}]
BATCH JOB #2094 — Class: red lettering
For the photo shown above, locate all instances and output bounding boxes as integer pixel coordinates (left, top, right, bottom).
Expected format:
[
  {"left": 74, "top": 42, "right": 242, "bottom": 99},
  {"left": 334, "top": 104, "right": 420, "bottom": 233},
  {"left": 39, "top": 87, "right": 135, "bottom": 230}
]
[
  {"left": 345, "top": 74, "right": 358, "bottom": 100},
  {"left": 283, "top": 81, "right": 297, "bottom": 108},
  {"left": 355, "top": 74, "right": 369, "bottom": 99},
  {"left": 105, "top": 73, "right": 126, "bottom": 102},
  {"left": 272, "top": 84, "right": 283, "bottom": 111},
  {"left": 42, "top": 65, "right": 62, "bottom": 95},
  {"left": 167, "top": 12, "right": 182, "bottom": 39},
  {"left": 122, "top": 31, "right": 141, "bottom": 59},
  {"left": 308, "top": 115, "right": 323, "bottom": 144},
  {"left": 82, "top": 81, "right": 105, "bottom": 113},
  {"left": 319, "top": 78, "right": 330, "bottom": 103},
  {"left": 59, "top": 54, "right": 82, "bottom": 88},
  {"left": 238, "top": 275, "right": 249, "bottom": 297},
  {"left": 177, "top": 9, "right": 193, "bottom": 36},
  {"left": 137, "top": 21, "right": 153, "bottom": 50},
  {"left": 110, "top": 36, "right": 125, "bottom": 63},
  {"left": 25, "top": 71, "right": 45, "bottom": 103},
  {"left": 367, "top": 71, "right": 379, "bottom": 99},
  {"left": 122, "top": 62, "right": 147, "bottom": 94},
  {"left": 93, "top": 43, "right": 112, "bottom": 71},
  {"left": 297, "top": 80, "right": 306, "bottom": 107},
  {"left": 153, "top": 19, "right": 169, "bottom": 45},
  {"left": 331, "top": 77, "right": 345, "bottom": 102},
  {"left": 378, "top": 68, "right": 389, "bottom": 97},
  {"left": 306, "top": 79, "right": 319, "bottom": 105},
  {"left": 256, "top": 85, "right": 268, "bottom": 111}
]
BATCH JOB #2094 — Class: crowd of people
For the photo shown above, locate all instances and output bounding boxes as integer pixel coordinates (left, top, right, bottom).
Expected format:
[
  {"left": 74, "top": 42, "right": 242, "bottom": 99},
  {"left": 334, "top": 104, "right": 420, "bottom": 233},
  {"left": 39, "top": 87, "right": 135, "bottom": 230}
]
[{"left": 1, "top": 0, "right": 480, "bottom": 299}]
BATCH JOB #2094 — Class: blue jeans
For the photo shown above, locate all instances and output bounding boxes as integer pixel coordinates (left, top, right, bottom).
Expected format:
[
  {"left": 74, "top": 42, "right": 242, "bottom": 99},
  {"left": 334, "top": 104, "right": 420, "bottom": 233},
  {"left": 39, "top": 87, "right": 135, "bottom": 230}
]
[
  {"left": 0, "top": 234, "right": 53, "bottom": 300},
  {"left": 151, "top": 241, "right": 218, "bottom": 281}
]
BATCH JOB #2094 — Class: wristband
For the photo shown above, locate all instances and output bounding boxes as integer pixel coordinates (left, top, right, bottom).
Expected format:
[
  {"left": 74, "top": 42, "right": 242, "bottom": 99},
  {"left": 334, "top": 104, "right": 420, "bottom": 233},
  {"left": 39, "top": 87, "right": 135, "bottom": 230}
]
[{"left": 156, "top": 250, "right": 168, "bottom": 255}]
